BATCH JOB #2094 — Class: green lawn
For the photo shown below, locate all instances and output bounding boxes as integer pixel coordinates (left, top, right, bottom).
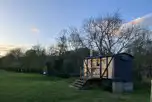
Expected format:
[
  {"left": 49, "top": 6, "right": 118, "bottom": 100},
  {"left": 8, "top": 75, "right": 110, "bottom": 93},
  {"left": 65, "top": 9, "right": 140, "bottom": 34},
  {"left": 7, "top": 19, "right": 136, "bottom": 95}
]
[{"left": 0, "top": 70, "right": 150, "bottom": 102}]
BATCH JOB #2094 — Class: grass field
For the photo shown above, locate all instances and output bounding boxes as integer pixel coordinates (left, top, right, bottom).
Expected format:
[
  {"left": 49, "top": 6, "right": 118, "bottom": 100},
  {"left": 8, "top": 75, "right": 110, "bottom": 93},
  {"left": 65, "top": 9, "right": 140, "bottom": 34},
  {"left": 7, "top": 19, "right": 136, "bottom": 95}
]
[{"left": 0, "top": 70, "right": 150, "bottom": 102}]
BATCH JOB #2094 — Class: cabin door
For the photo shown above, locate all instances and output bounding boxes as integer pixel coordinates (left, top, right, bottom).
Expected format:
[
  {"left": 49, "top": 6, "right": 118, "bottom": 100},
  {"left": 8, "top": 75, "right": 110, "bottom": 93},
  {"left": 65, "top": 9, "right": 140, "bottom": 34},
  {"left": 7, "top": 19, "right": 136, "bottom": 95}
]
[{"left": 91, "top": 58, "right": 100, "bottom": 78}]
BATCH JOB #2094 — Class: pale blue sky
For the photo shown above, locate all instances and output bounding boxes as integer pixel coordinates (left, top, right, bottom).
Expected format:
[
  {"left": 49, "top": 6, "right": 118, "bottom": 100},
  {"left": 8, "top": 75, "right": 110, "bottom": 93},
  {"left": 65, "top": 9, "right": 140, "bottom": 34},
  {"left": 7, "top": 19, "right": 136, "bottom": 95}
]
[{"left": 0, "top": 0, "right": 152, "bottom": 54}]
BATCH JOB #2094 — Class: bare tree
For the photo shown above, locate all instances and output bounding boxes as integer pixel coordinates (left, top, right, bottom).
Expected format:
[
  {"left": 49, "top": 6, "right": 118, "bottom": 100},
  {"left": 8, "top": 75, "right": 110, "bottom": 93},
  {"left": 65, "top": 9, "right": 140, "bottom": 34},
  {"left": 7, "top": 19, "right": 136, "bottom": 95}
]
[
  {"left": 83, "top": 12, "right": 150, "bottom": 55},
  {"left": 32, "top": 44, "right": 46, "bottom": 56},
  {"left": 7, "top": 48, "right": 24, "bottom": 59},
  {"left": 57, "top": 30, "right": 68, "bottom": 55},
  {"left": 47, "top": 45, "right": 59, "bottom": 56},
  {"left": 68, "top": 27, "right": 86, "bottom": 50}
]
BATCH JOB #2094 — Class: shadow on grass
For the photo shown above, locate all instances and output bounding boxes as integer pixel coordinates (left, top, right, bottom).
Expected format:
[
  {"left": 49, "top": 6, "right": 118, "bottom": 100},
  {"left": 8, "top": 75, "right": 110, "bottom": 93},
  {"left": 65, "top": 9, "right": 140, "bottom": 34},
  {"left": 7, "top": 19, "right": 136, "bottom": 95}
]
[
  {"left": 13, "top": 75, "right": 65, "bottom": 82},
  {"left": 0, "top": 70, "right": 77, "bottom": 84},
  {"left": 10, "top": 74, "right": 77, "bottom": 84}
]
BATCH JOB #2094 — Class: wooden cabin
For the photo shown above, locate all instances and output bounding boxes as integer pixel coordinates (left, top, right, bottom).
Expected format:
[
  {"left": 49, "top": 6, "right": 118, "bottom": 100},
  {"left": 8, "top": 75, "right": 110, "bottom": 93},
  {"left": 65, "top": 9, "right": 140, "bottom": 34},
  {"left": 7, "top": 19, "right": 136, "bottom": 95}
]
[
  {"left": 72, "top": 53, "right": 134, "bottom": 93},
  {"left": 82, "top": 53, "right": 133, "bottom": 81}
]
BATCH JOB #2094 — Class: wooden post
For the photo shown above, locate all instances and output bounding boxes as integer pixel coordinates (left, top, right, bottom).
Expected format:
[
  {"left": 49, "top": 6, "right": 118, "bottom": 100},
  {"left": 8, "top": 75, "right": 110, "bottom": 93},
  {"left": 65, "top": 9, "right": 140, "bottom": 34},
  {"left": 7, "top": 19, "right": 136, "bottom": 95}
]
[
  {"left": 91, "top": 59, "right": 92, "bottom": 78},
  {"left": 150, "top": 80, "right": 152, "bottom": 102},
  {"left": 106, "top": 57, "right": 108, "bottom": 78},
  {"left": 90, "top": 49, "right": 93, "bottom": 57},
  {"left": 87, "top": 59, "right": 88, "bottom": 78},
  {"left": 80, "top": 66, "right": 81, "bottom": 79},
  {"left": 100, "top": 57, "right": 102, "bottom": 78}
]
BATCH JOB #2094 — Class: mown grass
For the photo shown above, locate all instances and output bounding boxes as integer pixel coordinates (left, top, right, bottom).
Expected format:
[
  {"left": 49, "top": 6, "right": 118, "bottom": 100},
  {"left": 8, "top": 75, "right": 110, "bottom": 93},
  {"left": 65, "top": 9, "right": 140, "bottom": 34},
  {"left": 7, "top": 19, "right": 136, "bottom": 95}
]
[{"left": 0, "top": 70, "right": 150, "bottom": 102}]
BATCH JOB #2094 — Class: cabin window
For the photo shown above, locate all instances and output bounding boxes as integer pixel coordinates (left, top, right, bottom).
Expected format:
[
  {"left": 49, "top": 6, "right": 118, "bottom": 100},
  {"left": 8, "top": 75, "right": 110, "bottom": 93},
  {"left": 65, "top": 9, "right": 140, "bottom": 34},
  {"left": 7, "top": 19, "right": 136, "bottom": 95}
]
[{"left": 96, "top": 59, "right": 100, "bottom": 66}]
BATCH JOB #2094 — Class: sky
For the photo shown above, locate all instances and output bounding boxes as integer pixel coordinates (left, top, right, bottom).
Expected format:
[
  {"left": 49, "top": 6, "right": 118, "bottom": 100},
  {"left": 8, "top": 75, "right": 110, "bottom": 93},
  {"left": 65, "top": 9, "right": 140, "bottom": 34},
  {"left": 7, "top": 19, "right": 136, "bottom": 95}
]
[{"left": 0, "top": 0, "right": 152, "bottom": 55}]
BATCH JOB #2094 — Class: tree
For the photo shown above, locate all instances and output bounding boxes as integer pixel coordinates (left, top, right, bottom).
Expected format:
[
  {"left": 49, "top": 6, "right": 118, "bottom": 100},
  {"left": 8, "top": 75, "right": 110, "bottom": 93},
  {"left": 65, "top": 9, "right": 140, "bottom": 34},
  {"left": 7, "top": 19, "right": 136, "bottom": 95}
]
[
  {"left": 83, "top": 12, "right": 150, "bottom": 55},
  {"left": 68, "top": 27, "right": 86, "bottom": 50},
  {"left": 22, "top": 45, "right": 46, "bottom": 72},
  {"left": 126, "top": 33, "right": 152, "bottom": 80},
  {"left": 22, "top": 49, "right": 37, "bottom": 72},
  {"left": 47, "top": 45, "right": 59, "bottom": 56},
  {"left": 32, "top": 44, "right": 46, "bottom": 56},
  {"left": 0, "top": 48, "right": 24, "bottom": 71},
  {"left": 57, "top": 30, "right": 68, "bottom": 55},
  {"left": 7, "top": 48, "right": 24, "bottom": 59}
]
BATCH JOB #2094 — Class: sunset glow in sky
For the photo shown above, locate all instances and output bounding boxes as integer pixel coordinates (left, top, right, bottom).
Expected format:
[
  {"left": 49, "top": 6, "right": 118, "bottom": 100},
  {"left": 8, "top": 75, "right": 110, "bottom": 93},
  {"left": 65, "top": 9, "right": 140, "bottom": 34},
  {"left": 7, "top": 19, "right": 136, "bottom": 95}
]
[{"left": 0, "top": 0, "right": 152, "bottom": 55}]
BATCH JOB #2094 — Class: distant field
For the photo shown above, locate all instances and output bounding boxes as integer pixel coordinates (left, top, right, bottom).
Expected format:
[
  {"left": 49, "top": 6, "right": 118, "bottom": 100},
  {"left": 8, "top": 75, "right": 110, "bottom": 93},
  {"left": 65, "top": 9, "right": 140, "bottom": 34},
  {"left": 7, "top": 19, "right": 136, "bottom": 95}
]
[{"left": 0, "top": 70, "right": 150, "bottom": 102}]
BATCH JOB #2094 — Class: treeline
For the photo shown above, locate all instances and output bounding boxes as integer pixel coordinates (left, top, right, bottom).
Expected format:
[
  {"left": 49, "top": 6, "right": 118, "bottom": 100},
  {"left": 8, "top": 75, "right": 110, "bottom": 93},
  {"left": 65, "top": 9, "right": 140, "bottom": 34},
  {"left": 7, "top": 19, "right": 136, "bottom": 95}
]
[
  {"left": 0, "top": 12, "right": 152, "bottom": 80},
  {"left": 0, "top": 46, "right": 90, "bottom": 77}
]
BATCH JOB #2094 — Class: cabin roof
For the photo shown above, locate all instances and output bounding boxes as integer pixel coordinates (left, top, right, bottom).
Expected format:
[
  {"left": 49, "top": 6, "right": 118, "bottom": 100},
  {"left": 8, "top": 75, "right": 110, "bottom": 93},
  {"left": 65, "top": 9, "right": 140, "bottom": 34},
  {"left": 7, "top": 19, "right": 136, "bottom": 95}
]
[{"left": 84, "top": 53, "right": 133, "bottom": 59}]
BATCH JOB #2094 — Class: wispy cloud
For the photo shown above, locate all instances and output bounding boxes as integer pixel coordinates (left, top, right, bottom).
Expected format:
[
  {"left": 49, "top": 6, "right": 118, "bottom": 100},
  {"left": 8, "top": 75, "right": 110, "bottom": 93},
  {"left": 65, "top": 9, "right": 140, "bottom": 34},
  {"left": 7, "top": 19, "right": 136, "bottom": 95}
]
[
  {"left": 122, "top": 13, "right": 152, "bottom": 28},
  {"left": 31, "top": 27, "right": 40, "bottom": 34},
  {"left": 129, "top": 13, "right": 152, "bottom": 27},
  {"left": 0, "top": 45, "right": 16, "bottom": 55},
  {"left": 0, "top": 44, "right": 32, "bottom": 56},
  {"left": 116, "top": 13, "right": 152, "bottom": 35}
]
